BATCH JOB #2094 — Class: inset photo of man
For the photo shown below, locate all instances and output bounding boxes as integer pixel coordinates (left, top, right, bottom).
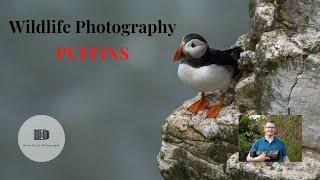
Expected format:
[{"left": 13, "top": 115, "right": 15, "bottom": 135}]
[{"left": 238, "top": 115, "right": 302, "bottom": 162}]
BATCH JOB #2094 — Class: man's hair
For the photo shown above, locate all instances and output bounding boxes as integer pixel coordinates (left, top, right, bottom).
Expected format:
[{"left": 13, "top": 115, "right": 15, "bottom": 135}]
[{"left": 265, "top": 120, "right": 276, "bottom": 127}]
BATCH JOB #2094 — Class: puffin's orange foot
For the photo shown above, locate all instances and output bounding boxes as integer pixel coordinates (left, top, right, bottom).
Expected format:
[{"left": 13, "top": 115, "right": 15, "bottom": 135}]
[
  {"left": 206, "top": 103, "right": 223, "bottom": 119},
  {"left": 187, "top": 98, "right": 209, "bottom": 113}
]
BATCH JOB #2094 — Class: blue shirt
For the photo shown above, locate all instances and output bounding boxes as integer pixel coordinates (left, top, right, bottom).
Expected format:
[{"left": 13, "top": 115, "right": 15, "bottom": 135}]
[{"left": 249, "top": 136, "right": 288, "bottom": 162}]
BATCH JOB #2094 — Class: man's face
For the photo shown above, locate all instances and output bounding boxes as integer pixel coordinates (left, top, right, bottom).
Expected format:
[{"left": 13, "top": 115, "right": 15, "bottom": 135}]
[{"left": 264, "top": 122, "right": 276, "bottom": 136}]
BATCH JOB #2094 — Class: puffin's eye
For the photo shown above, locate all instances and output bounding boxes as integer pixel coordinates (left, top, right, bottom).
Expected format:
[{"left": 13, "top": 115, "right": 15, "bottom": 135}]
[{"left": 191, "top": 42, "right": 195, "bottom": 48}]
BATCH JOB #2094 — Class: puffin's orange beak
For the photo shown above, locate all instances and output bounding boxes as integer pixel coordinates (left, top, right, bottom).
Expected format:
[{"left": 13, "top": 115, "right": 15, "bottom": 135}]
[{"left": 173, "top": 42, "right": 184, "bottom": 61}]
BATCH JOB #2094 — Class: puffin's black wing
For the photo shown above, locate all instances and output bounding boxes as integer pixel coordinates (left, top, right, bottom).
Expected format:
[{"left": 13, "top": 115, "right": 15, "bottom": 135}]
[
  {"left": 222, "top": 46, "right": 243, "bottom": 60},
  {"left": 205, "top": 46, "right": 243, "bottom": 76}
]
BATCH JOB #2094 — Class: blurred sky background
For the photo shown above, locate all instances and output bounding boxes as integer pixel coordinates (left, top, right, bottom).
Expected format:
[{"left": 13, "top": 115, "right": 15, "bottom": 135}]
[{"left": 0, "top": 0, "right": 249, "bottom": 179}]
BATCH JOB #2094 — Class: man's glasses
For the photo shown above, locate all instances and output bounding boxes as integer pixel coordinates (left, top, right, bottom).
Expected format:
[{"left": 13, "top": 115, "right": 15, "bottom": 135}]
[{"left": 266, "top": 126, "right": 275, "bottom": 129}]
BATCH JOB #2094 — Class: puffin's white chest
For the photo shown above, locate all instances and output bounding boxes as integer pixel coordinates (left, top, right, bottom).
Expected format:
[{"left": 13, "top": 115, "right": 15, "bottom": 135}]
[{"left": 178, "top": 63, "right": 232, "bottom": 92}]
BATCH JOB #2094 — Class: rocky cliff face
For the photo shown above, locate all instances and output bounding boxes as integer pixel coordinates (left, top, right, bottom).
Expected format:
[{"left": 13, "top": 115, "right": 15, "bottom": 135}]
[
  {"left": 157, "top": 93, "right": 240, "bottom": 179},
  {"left": 251, "top": 0, "right": 320, "bottom": 150},
  {"left": 157, "top": 0, "right": 320, "bottom": 179}
]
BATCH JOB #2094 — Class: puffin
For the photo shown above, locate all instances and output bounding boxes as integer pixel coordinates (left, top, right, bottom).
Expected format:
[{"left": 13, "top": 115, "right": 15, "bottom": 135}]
[{"left": 173, "top": 33, "right": 242, "bottom": 119}]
